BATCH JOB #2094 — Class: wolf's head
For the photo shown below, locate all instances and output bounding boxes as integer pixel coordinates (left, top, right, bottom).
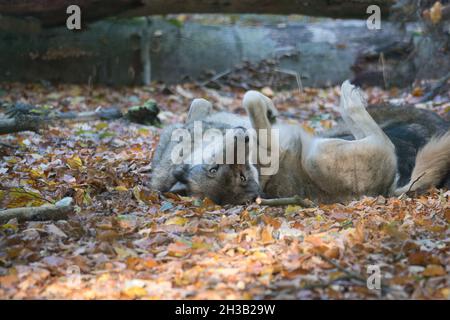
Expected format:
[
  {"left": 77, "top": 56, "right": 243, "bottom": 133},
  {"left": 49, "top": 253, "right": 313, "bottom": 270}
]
[
  {"left": 168, "top": 127, "right": 261, "bottom": 205},
  {"left": 170, "top": 163, "right": 260, "bottom": 205}
]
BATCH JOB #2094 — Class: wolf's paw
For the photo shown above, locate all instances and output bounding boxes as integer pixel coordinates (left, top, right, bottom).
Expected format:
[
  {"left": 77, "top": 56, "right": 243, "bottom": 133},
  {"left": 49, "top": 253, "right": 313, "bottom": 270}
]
[{"left": 243, "top": 90, "right": 278, "bottom": 124}]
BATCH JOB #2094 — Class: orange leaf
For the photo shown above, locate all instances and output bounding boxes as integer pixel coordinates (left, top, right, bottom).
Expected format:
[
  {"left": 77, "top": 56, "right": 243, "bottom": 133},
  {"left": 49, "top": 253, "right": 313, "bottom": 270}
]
[
  {"left": 423, "top": 264, "right": 446, "bottom": 277},
  {"left": 261, "top": 226, "right": 274, "bottom": 244},
  {"left": 411, "top": 87, "right": 424, "bottom": 97}
]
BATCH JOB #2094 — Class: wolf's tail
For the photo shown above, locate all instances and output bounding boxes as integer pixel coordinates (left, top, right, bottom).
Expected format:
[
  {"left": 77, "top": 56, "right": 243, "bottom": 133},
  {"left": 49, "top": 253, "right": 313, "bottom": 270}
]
[{"left": 395, "top": 131, "right": 450, "bottom": 195}]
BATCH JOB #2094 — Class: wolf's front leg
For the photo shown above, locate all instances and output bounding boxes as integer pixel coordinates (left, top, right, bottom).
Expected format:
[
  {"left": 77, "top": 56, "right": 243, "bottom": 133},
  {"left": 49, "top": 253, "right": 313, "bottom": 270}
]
[{"left": 243, "top": 91, "right": 278, "bottom": 153}]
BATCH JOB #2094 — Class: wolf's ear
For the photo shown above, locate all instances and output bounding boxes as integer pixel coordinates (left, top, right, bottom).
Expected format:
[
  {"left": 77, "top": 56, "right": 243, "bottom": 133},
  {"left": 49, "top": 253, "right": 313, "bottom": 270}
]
[{"left": 187, "top": 98, "right": 213, "bottom": 122}]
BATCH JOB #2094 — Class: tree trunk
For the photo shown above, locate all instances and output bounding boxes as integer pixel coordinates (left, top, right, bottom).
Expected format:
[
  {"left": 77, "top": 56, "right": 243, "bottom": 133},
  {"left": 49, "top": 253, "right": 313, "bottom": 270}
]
[{"left": 0, "top": 0, "right": 395, "bottom": 27}]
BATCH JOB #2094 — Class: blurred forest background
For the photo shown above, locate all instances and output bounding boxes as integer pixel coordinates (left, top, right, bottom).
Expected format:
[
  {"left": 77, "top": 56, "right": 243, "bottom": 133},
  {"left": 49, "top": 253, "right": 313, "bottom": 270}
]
[{"left": 0, "top": 0, "right": 449, "bottom": 89}]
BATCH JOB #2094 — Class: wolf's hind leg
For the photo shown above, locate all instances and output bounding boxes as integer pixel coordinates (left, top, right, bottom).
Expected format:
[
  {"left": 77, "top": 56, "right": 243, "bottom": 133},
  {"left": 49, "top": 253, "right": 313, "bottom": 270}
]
[
  {"left": 338, "top": 87, "right": 365, "bottom": 139},
  {"left": 340, "top": 81, "right": 393, "bottom": 147},
  {"left": 187, "top": 98, "right": 213, "bottom": 122}
]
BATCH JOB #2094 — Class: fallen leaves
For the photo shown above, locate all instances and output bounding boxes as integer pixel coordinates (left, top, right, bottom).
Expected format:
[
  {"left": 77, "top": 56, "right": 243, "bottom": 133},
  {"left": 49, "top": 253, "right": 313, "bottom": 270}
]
[{"left": 66, "top": 154, "right": 83, "bottom": 170}]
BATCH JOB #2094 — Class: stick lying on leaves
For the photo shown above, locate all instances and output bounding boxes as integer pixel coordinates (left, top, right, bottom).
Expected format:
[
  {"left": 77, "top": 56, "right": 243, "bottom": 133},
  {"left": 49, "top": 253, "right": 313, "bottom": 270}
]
[
  {"left": 256, "top": 195, "right": 316, "bottom": 208},
  {"left": 0, "top": 100, "right": 161, "bottom": 135},
  {"left": 0, "top": 197, "right": 73, "bottom": 224},
  {"left": 397, "top": 171, "right": 426, "bottom": 199},
  {"left": 0, "top": 115, "right": 42, "bottom": 135}
]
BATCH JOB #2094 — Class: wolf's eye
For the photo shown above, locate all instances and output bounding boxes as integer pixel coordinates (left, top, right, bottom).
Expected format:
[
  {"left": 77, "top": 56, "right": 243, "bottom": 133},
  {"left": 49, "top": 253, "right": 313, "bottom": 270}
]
[
  {"left": 209, "top": 167, "right": 218, "bottom": 174},
  {"left": 240, "top": 173, "right": 247, "bottom": 182}
]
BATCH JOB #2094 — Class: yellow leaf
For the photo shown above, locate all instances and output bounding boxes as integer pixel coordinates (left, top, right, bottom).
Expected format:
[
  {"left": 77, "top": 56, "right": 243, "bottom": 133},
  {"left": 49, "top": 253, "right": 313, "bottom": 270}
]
[
  {"left": 95, "top": 122, "right": 108, "bottom": 130},
  {"left": 29, "top": 169, "right": 45, "bottom": 179},
  {"left": 430, "top": 1, "right": 442, "bottom": 24},
  {"left": 114, "top": 246, "right": 138, "bottom": 260},
  {"left": 67, "top": 155, "right": 83, "bottom": 170},
  {"left": 423, "top": 264, "right": 446, "bottom": 277},
  {"left": 5, "top": 188, "right": 46, "bottom": 208},
  {"left": 138, "top": 128, "right": 150, "bottom": 136},
  {"left": 440, "top": 288, "right": 450, "bottom": 299},
  {"left": 165, "top": 216, "right": 188, "bottom": 226},
  {"left": 192, "top": 240, "right": 212, "bottom": 250},
  {"left": 1, "top": 223, "right": 18, "bottom": 232},
  {"left": 115, "top": 186, "right": 128, "bottom": 192},
  {"left": 285, "top": 205, "right": 301, "bottom": 216},
  {"left": 122, "top": 286, "right": 147, "bottom": 299}
]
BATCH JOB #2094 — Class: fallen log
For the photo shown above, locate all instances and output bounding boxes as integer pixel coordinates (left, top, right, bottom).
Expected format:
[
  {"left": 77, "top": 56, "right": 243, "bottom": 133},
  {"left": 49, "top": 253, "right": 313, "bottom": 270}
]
[
  {"left": 0, "top": 115, "right": 42, "bottom": 135},
  {"left": 0, "top": 197, "right": 73, "bottom": 223},
  {"left": 0, "top": 102, "right": 160, "bottom": 135}
]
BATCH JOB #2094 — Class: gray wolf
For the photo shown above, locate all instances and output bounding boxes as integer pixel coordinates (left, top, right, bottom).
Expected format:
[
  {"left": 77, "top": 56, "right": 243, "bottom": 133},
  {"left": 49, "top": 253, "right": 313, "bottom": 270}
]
[{"left": 150, "top": 81, "right": 450, "bottom": 204}]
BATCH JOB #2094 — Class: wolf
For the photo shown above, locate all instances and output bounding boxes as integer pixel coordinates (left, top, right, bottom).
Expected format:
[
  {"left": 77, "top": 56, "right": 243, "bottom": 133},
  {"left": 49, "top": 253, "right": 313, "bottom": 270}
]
[{"left": 150, "top": 81, "right": 450, "bottom": 204}]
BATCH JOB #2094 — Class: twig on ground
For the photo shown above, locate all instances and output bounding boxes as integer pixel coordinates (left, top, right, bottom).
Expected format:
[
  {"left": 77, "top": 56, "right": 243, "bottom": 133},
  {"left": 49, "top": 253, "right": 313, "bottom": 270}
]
[
  {"left": 298, "top": 276, "right": 363, "bottom": 291},
  {"left": 319, "top": 254, "right": 393, "bottom": 296},
  {"left": 319, "top": 254, "right": 367, "bottom": 283},
  {"left": 200, "top": 69, "right": 231, "bottom": 87},
  {"left": 257, "top": 195, "right": 316, "bottom": 208},
  {"left": 0, "top": 197, "right": 73, "bottom": 224},
  {"left": 398, "top": 171, "right": 426, "bottom": 199}
]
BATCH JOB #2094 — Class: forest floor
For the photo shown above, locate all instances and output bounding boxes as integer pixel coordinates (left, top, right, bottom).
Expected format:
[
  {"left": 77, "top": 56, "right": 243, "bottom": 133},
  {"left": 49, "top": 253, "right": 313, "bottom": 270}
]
[{"left": 0, "top": 81, "right": 449, "bottom": 299}]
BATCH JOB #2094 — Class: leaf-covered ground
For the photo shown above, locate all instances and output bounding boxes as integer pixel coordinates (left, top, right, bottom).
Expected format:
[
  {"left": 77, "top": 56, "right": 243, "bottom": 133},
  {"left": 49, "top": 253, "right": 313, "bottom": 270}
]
[{"left": 0, "top": 82, "right": 449, "bottom": 299}]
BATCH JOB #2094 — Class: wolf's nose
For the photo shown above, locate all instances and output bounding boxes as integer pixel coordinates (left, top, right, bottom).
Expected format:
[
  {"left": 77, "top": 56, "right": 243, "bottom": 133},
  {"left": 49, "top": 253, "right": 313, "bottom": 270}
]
[{"left": 173, "top": 165, "right": 189, "bottom": 183}]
